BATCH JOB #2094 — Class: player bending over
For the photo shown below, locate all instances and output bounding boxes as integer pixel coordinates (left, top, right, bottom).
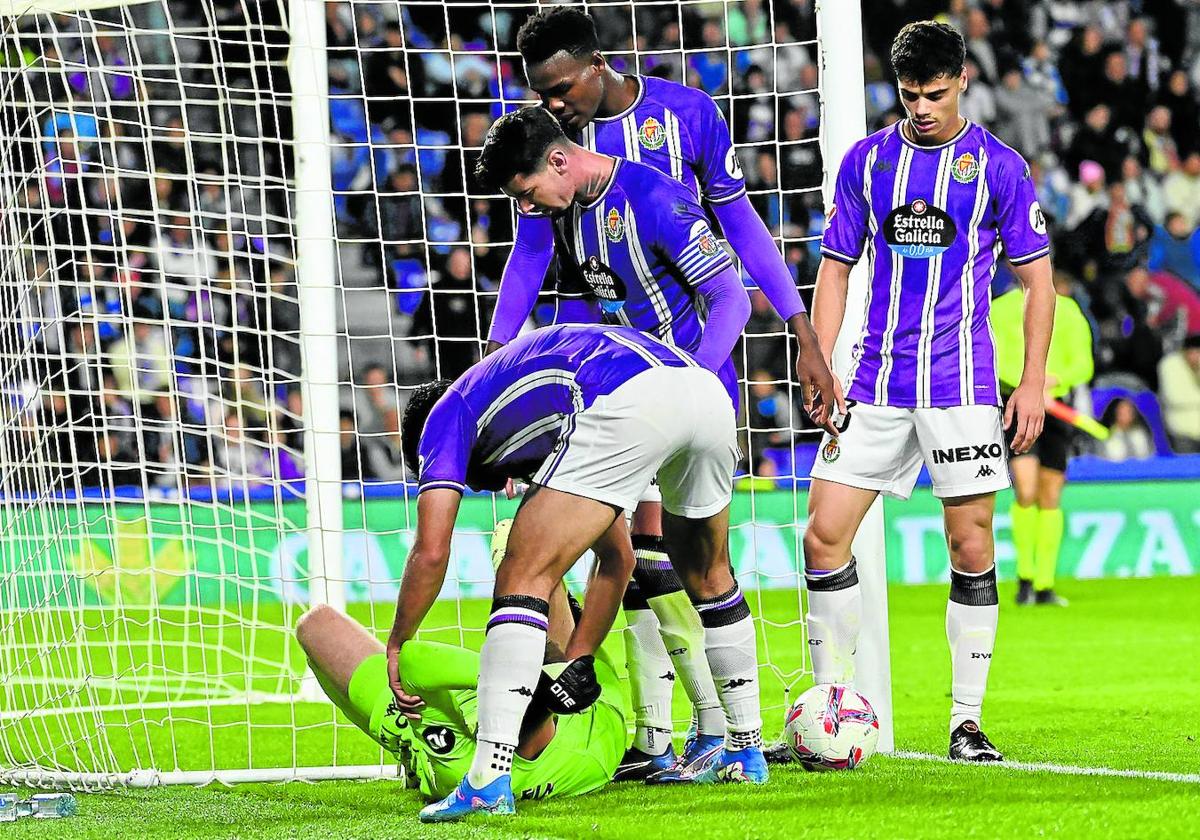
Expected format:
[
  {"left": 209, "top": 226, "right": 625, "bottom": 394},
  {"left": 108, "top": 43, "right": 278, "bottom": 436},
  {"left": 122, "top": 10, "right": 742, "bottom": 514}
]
[
  {"left": 388, "top": 325, "right": 767, "bottom": 822},
  {"left": 486, "top": 6, "right": 837, "bottom": 779},
  {"left": 295, "top": 576, "right": 625, "bottom": 803},
  {"left": 802, "top": 21, "right": 1055, "bottom": 762}
]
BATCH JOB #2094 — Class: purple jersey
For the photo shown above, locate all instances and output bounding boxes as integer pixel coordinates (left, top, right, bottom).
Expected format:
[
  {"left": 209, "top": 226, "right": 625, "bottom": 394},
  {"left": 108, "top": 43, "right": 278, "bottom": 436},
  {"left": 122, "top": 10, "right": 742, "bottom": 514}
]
[
  {"left": 552, "top": 158, "right": 738, "bottom": 399},
  {"left": 821, "top": 120, "right": 1050, "bottom": 408},
  {"left": 417, "top": 324, "right": 700, "bottom": 495},
  {"left": 578, "top": 75, "right": 746, "bottom": 204}
]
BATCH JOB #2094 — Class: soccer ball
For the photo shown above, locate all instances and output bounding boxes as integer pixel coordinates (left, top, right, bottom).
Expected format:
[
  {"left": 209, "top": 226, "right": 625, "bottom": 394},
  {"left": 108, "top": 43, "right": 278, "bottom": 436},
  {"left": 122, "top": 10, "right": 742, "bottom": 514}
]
[{"left": 784, "top": 683, "right": 880, "bottom": 771}]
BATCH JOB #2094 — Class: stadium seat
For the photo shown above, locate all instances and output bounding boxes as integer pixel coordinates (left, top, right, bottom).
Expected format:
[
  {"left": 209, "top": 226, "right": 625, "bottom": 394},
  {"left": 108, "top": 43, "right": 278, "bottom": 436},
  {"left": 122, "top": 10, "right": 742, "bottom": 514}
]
[{"left": 1091, "top": 387, "right": 1174, "bottom": 455}]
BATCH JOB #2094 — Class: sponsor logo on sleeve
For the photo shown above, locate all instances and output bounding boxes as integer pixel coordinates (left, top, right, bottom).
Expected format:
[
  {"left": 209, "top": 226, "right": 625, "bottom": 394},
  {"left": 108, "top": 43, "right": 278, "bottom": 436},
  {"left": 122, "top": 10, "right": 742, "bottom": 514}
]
[
  {"left": 725, "top": 146, "right": 744, "bottom": 179},
  {"left": 951, "top": 152, "right": 979, "bottom": 184},
  {"left": 1028, "top": 201, "right": 1047, "bottom": 235},
  {"left": 604, "top": 207, "right": 625, "bottom": 242},
  {"left": 638, "top": 116, "right": 666, "bottom": 150},
  {"left": 883, "top": 198, "right": 957, "bottom": 259}
]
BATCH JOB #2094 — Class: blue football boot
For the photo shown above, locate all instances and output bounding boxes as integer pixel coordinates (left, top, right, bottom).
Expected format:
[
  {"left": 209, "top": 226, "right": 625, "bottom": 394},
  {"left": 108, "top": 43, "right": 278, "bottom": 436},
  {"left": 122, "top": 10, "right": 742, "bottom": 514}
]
[
  {"left": 644, "top": 733, "right": 723, "bottom": 784},
  {"left": 418, "top": 774, "right": 516, "bottom": 823},
  {"left": 689, "top": 746, "right": 770, "bottom": 784},
  {"left": 613, "top": 744, "right": 678, "bottom": 782}
]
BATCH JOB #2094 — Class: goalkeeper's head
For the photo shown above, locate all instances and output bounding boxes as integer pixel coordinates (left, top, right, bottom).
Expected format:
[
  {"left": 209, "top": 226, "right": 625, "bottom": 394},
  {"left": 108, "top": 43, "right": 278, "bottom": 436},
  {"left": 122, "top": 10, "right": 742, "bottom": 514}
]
[
  {"left": 516, "top": 5, "right": 606, "bottom": 133},
  {"left": 475, "top": 107, "right": 578, "bottom": 215},
  {"left": 401, "top": 379, "right": 452, "bottom": 477}
]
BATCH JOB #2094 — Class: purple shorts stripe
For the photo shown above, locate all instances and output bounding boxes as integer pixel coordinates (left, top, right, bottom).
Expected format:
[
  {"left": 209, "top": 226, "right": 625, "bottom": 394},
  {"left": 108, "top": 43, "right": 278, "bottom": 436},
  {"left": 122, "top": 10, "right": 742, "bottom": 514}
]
[{"left": 486, "top": 613, "right": 549, "bottom": 633}]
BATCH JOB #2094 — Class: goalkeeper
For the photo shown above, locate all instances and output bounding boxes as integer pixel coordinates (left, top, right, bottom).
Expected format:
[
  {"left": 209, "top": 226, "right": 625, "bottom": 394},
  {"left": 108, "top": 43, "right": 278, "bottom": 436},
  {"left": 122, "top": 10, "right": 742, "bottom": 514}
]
[{"left": 295, "top": 574, "right": 626, "bottom": 804}]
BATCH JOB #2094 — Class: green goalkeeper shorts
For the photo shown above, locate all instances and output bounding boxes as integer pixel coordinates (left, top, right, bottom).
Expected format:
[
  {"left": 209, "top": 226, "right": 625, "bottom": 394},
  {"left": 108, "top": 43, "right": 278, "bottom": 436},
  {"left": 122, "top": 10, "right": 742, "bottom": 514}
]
[{"left": 346, "top": 651, "right": 627, "bottom": 801}]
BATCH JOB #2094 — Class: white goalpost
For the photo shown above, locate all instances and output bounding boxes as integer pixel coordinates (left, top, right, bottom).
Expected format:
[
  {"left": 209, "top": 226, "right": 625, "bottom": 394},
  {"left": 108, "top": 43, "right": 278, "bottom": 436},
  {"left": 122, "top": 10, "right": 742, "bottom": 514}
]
[{"left": 0, "top": 0, "right": 885, "bottom": 789}]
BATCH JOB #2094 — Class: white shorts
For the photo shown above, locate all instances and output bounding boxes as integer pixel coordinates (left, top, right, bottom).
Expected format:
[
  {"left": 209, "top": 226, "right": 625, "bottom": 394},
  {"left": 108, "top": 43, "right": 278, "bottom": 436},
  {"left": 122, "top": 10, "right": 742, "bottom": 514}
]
[
  {"left": 533, "top": 366, "right": 738, "bottom": 518},
  {"left": 809, "top": 403, "right": 1011, "bottom": 500}
]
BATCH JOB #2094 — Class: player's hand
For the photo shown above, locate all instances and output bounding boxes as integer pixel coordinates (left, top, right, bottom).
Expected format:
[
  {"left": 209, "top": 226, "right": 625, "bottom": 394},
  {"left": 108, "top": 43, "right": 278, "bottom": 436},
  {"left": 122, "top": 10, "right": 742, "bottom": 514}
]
[
  {"left": 504, "top": 478, "right": 528, "bottom": 500},
  {"left": 386, "top": 641, "right": 425, "bottom": 720},
  {"left": 797, "top": 351, "right": 844, "bottom": 436},
  {"left": 533, "top": 656, "right": 601, "bottom": 714},
  {"left": 1005, "top": 379, "right": 1046, "bottom": 455}
]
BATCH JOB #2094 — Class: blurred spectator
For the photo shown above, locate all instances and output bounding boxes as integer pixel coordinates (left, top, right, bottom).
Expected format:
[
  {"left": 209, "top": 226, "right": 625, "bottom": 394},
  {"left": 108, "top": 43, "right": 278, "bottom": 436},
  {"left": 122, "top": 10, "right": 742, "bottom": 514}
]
[
  {"left": 964, "top": 7, "right": 1000, "bottom": 83},
  {"left": 1163, "top": 152, "right": 1200, "bottom": 228},
  {"left": 1157, "top": 335, "right": 1200, "bottom": 453},
  {"left": 1120, "top": 156, "right": 1166, "bottom": 225},
  {"left": 1142, "top": 105, "right": 1180, "bottom": 177},
  {"left": 1064, "top": 105, "right": 1125, "bottom": 180},
  {"left": 734, "top": 454, "right": 779, "bottom": 493},
  {"left": 365, "top": 409, "right": 407, "bottom": 481},
  {"left": 107, "top": 321, "right": 172, "bottom": 408},
  {"left": 363, "top": 23, "right": 410, "bottom": 130},
  {"left": 1099, "top": 399, "right": 1155, "bottom": 461},
  {"left": 1096, "top": 51, "right": 1144, "bottom": 133},
  {"left": 1156, "top": 70, "right": 1198, "bottom": 156},
  {"left": 959, "top": 59, "right": 996, "bottom": 125},
  {"left": 1060, "top": 26, "right": 1106, "bottom": 118},
  {"left": 1022, "top": 40, "right": 1068, "bottom": 107},
  {"left": 746, "top": 369, "right": 794, "bottom": 458},
  {"left": 411, "top": 246, "right": 481, "bottom": 379},
  {"left": 992, "top": 65, "right": 1054, "bottom": 157},
  {"left": 1124, "top": 18, "right": 1167, "bottom": 94},
  {"left": 353, "top": 362, "right": 399, "bottom": 436},
  {"left": 339, "top": 410, "right": 364, "bottom": 482},
  {"left": 1148, "top": 213, "right": 1200, "bottom": 290}
]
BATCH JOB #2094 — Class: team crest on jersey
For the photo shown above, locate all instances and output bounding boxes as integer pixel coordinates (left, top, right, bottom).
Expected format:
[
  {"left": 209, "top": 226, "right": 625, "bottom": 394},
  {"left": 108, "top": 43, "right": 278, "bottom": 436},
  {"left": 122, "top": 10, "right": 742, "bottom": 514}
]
[
  {"left": 698, "top": 230, "right": 720, "bottom": 256},
  {"left": 638, "top": 116, "right": 666, "bottom": 150},
  {"left": 951, "top": 152, "right": 979, "bottom": 183},
  {"left": 821, "top": 438, "right": 841, "bottom": 463},
  {"left": 883, "top": 198, "right": 957, "bottom": 259},
  {"left": 604, "top": 207, "right": 625, "bottom": 242}
]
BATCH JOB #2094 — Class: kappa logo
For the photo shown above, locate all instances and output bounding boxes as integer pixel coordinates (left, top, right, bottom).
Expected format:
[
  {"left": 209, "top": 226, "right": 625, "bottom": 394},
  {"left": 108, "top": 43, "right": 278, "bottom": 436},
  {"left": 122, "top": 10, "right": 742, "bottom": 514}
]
[
  {"left": 638, "top": 116, "right": 666, "bottom": 150},
  {"left": 508, "top": 686, "right": 533, "bottom": 697},
  {"left": 660, "top": 671, "right": 676, "bottom": 682},
  {"left": 976, "top": 464, "right": 997, "bottom": 478},
  {"left": 820, "top": 437, "right": 841, "bottom": 463},
  {"left": 723, "top": 678, "right": 753, "bottom": 690},
  {"left": 605, "top": 207, "right": 625, "bottom": 242},
  {"left": 873, "top": 157, "right": 892, "bottom": 174},
  {"left": 951, "top": 151, "right": 979, "bottom": 183}
]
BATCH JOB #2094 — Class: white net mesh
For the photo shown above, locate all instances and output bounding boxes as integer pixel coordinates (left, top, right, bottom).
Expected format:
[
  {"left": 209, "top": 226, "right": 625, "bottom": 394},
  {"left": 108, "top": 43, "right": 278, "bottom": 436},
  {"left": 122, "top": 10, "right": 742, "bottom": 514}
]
[{"left": 0, "top": 0, "right": 832, "bottom": 787}]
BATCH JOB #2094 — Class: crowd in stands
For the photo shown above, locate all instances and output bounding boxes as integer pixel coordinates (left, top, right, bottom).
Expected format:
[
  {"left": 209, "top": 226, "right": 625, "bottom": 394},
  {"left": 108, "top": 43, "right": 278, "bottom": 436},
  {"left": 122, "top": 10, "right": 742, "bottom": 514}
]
[{"left": 6, "top": 1, "right": 1200, "bottom": 497}]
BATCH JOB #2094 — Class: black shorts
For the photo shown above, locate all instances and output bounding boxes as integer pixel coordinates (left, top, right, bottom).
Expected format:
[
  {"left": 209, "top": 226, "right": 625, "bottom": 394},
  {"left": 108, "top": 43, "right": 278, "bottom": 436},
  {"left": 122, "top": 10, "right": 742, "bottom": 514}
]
[{"left": 1003, "top": 397, "right": 1073, "bottom": 473}]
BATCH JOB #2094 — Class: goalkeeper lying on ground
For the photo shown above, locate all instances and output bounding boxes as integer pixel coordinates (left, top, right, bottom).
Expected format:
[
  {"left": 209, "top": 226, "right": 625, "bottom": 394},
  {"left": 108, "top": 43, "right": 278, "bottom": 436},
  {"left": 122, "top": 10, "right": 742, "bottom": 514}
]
[{"left": 295, "top": 570, "right": 626, "bottom": 803}]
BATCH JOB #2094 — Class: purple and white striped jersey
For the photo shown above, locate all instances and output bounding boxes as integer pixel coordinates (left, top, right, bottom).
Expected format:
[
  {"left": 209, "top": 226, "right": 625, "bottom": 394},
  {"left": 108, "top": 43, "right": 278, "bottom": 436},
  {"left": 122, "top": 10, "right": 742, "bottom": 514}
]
[
  {"left": 578, "top": 74, "right": 746, "bottom": 204},
  {"left": 417, "top": 324, "right": 700, "bottom": 495},
  {"left": 552, "top": 158, "right": 738, "bottom": 399},
  {"left": 820, "top": 120, "right": 1050, "bottom": 408}
]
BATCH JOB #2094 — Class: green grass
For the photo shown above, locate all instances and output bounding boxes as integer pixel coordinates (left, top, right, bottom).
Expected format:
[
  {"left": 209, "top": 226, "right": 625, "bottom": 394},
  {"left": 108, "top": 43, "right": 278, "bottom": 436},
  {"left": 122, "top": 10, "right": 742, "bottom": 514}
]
[{"left": 3, "top": 575, "right": 1199, "bottom": 838}]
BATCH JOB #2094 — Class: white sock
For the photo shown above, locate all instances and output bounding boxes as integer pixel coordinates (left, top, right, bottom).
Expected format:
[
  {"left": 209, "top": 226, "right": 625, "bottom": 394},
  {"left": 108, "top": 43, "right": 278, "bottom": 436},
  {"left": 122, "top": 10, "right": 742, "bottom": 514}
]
[
  {"left": 469, "top": 596, "right": 548, "bottom": 787},
  {"left": 647, "top": 590, "right": 725, "bottom": 738},
  {"left": 623, "top": 601, "right": 675, "bottom": 756},
  {"left": 693, "top": 584, "right": 762, "bottom": 749},
  {"left": 804, "top": 557, "right": 861, "bottom": 685},
  {"left": 946, "top": 566, "right": 999, "bottom": 733}
]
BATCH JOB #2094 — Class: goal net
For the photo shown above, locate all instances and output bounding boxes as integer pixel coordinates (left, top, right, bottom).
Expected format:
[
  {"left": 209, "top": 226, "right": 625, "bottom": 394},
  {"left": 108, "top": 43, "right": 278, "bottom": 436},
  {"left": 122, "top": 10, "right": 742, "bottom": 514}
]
[{"left": 0, "top": 0, "right": 877, "bottom": 788}]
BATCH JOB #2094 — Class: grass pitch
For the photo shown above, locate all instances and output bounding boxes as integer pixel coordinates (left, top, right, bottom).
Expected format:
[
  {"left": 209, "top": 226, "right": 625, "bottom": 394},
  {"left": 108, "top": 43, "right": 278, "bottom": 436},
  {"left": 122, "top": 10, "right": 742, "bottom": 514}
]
[{"left": 3, "top": 575, "right": 1198, "bottom": 839}]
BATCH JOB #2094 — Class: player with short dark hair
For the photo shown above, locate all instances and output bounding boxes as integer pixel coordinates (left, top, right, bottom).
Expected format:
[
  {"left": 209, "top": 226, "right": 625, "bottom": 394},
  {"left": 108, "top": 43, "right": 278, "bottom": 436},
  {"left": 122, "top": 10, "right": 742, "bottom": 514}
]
[
  {"left": 484, "top": 5, "right": 838, "bottom": 780},
  {"left": 388, "top": 324, "right": 767, "bottom": 822},
  {"left": 801, "top": 19, "right": 1056, "bottom": 763}
]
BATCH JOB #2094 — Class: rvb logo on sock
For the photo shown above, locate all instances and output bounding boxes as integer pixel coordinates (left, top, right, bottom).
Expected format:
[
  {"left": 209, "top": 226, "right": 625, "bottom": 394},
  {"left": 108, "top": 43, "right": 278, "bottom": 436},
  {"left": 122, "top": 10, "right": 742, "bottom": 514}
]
[{"left": 970, "top": 652, "right": 991, "bottom": 659}]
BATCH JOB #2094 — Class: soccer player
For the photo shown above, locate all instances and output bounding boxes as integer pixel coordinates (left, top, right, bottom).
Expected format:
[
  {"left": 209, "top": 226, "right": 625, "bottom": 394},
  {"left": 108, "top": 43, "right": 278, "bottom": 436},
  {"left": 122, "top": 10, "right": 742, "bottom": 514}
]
[
  {"left": 296, "top": 574, "right": 625, "bottom": 804},
  {"left": 992, "top": 273, "right": 1094, "bottom": 607},
  {"left": 803, "top": 21, "right": 1055, "bottom": 762},
  {"left": 477, "top": 102, "right": 758, "bottom": 777},
  {"left": 484, "top": 5, "right": 838, "bottom": 779},
  {"left": 388, "top": 324, "right": 767, "bottom": 822}
]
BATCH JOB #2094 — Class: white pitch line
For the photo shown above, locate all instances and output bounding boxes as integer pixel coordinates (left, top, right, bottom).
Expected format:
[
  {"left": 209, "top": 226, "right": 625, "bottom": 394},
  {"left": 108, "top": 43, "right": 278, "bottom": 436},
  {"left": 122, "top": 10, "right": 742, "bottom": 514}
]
[{"left": 892, "top": 751, "right": 1200, "bottom": 784}]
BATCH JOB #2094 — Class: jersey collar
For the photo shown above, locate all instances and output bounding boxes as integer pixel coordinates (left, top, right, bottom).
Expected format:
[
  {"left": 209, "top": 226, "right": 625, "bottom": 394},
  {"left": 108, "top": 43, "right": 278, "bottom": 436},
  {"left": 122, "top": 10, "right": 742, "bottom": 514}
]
[
  {"left": 592, "top": 75, "right": 645, "bottom": 124},
  {"left": 898, "top": 117, "right": 972, "bottom": 151},
  {"left": 577, "top": 158, "right": 622, "bottom": 210}
]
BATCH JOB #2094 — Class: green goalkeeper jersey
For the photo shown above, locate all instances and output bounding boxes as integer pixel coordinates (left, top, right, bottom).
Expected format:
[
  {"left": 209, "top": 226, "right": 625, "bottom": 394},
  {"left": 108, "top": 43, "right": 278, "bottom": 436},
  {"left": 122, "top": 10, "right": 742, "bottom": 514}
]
[{"left": 347, "top": 641, "right": 627, "bottom": 802}]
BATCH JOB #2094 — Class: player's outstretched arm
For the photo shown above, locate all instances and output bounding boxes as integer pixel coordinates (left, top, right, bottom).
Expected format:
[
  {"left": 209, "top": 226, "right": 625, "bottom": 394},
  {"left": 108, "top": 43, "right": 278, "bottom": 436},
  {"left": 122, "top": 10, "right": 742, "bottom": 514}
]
[
  {"left": 711, "top": 198, "right": 838, "bottom": 430},
  {"left": 1005, "top": 255, "right": 1055, "bottom": 454},
  {"left": 563, "top": 516, "right": 636, "bottom": 661},
  {"left": 809, "top": 257, "right": 852, "bottom": 419},
  {"left": 692, "top": 265, "right": 751, "bottom": 370},
  {"left": 485, "top": 214, "right": 555, "bottom": 354},
  {"left": 386, "top": 487, "right": 463, "bottom": 717}
]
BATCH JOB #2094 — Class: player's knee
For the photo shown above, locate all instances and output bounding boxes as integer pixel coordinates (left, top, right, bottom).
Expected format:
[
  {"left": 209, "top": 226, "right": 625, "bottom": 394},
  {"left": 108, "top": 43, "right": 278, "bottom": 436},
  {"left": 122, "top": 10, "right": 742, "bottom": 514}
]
[
  {"left": 947, "top": 530, "right": 993, "bottom": 573},
  {"left": 295, "top": 603, "right": 337, "bottom": 653},
  {"left": 803, "top": 523, "right": 847, "bottom": 570}
]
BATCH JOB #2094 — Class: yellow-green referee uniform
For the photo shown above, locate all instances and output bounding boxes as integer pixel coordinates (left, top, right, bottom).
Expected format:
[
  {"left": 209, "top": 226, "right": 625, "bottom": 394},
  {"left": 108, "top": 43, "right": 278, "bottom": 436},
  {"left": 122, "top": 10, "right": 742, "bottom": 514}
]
[
  {"left": 346, "top": 640, "right": 627, "bottom": 802},
  {"left": 992, "top": 287, "right": 1094, "bottom": 592}
]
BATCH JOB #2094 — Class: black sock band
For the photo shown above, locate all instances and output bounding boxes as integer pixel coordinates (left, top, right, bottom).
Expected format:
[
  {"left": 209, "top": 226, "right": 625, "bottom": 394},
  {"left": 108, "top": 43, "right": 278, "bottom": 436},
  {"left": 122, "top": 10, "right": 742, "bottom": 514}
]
[
  {"left": 487, "top": 594, "right": 550, "bottom": 633},
  {"left": 622, "top": 579, "right": 650, "bottom": 612},
  {"left": 805, "top": 558, "right": 859, "bottom": 592},
  {"left": 631, "top": 533, "right": 684, "bottom": 598},
  {"left": 692, "top": 583, "right": 751, "bottom": 628},
  {"left": 949, "top": 566, "right": 999, "bottom": 606}
]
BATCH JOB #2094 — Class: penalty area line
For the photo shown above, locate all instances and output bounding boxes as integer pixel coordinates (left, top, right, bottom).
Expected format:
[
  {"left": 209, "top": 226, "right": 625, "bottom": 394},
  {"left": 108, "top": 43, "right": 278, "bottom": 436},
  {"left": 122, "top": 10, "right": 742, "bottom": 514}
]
[{"left": 892, "top": 751, "right": 1200, "bottom": 784}]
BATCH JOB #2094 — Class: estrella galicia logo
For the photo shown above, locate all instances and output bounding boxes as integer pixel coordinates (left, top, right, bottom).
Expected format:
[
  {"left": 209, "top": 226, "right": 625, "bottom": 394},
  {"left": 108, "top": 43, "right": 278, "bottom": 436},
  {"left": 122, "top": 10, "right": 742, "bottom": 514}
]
[
  {"left": 580, "top": 255, "right": 627, "bottom": 314},
  {"left": 422, "top": 725, "right": 456, "bottom": 755},
  {"left": 883, "top": 198, "right": 957, "bottom": 259}
]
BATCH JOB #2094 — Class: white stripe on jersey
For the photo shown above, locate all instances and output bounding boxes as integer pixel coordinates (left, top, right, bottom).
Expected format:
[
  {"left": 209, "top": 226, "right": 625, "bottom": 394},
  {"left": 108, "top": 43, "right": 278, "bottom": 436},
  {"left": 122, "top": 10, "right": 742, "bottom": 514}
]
[
  {"left": 957, "top": 146, "right": 990, "bottom": 405},
  {"left": 477, "top": 369, "right": 581, "bottom": 431},
  {"left": 581, "top": 123, "right": 597, "bottom": 152},
  {"left": 485, "top": 413, "right": 568, "bottom": 465},
  {"left": 622, "top": 114, "right": 641, "bottom": 164},
  {"left": 844, "top": 144, "right": 880, "bottom": 393},
  {"left": 875, "top": 143, "right": 914, "bottom": 405},
  {"left": 608, "top": 327, "right": 699, "bottom": 368},
  {"left": 664, "top": 109, "right": 684, "bottom": 182},
  {"left": 916, "top": 146, "right": 954, "bottom": 407},
  {"left": 623, "top": 201, "right": 676, "bottom": 345}
]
